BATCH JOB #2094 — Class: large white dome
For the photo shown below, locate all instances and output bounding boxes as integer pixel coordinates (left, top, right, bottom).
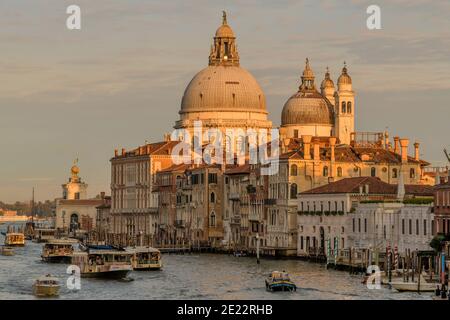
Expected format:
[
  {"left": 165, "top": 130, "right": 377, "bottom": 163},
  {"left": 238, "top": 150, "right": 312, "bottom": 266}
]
[{"left": 180, "top": 65, "right": 268, "bottom": 115}]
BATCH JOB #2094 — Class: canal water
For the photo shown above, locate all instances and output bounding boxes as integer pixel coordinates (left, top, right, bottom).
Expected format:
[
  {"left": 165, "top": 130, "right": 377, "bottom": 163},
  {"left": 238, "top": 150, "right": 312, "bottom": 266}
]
[{"left": 0, "top": 223, "right": 432, "bottom": 300}]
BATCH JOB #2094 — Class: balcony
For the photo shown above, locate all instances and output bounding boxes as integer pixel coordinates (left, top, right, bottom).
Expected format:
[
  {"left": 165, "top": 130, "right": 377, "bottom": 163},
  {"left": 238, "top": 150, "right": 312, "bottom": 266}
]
[{"left": 248, "top": 213, "right": 261, "bottom": 221}]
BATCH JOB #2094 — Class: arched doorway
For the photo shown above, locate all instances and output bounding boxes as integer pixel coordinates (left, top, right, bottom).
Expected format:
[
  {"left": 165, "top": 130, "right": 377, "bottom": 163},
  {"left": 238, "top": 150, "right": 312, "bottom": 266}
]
[{"left": 69, "top": 213, "right": 79, "bottom": 233}]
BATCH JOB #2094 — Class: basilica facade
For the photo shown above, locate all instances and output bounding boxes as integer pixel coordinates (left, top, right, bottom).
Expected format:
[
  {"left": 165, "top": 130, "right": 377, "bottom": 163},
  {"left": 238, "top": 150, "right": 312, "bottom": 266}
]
[{"left": 105, "top": 13, "right": 432, "bottom": 254}]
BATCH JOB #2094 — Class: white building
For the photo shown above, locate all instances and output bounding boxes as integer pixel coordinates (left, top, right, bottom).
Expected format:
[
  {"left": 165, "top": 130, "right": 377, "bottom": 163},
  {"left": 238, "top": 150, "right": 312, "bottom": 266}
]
[
  {"left": 55, "top": 163, "right": 108, "bottom": 234},
  {"left": 297, "top": 177, "right": 434, "bottom": 257}
]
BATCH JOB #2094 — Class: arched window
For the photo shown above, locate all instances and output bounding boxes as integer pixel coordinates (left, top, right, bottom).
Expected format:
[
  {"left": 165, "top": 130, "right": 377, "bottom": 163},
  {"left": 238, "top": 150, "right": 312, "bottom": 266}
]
[
  {"left": 290, "top": 183, "right": 298, "bottom": 199},
  {"left": 337, "top": 167, "right": 343, "bottom": 177},
  {"left": 392, "top": 168, "right": 398, "bottom": 178},
  {"left": 371, "top": 167, "right": 376, "bottom": 177},
  {"left": 210, "top": 212, "right": 216, "bottom": 227},
  {"left": 290, "top": 164, "right": 298, "bottom": 176},
  {"left": 347, "top": 101, "right": 352, "bottom": 113},
  {"left": 323, "top": 166, "right": 329, "bottom": 177},
  {"left": 210, "top": 192, "right": 215, "bottom": 203},
  {"left": 410, "top": 168, "right": 415, "bottom": 179},
  {"left": 341, "top": 101, "right": 346, "bottom": 113}
]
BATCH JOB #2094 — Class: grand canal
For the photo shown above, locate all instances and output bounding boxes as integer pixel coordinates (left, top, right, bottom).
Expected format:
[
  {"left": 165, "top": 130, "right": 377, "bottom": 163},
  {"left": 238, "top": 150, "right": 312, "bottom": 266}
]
[{"left": 0, "top": 224, "right": 432, "bottom": 300}]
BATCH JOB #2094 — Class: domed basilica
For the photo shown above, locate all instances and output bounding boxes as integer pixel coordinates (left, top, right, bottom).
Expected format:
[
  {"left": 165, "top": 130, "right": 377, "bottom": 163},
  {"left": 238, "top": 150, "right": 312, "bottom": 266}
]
[{"left": 107, "top": 12, "right": 432, "bottom": 255}]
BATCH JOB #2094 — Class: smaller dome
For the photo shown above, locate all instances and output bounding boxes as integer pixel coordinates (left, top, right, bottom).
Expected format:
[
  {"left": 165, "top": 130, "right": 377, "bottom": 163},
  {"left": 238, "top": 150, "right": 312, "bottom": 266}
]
[
  {"left": 215, "top": 24, "right": 234, "bottom": 38},
  {"left": 338, "top": 63, "right": 352, "bottom": 85},
  {"left": 215, "top": 11, "right": 235, "bottom": 38},
  {"left": 320, "top": 68, "right": 334, "bottom": 89},
  {"left": 281, "top": 91, "right": 335, "bottom": 126}
]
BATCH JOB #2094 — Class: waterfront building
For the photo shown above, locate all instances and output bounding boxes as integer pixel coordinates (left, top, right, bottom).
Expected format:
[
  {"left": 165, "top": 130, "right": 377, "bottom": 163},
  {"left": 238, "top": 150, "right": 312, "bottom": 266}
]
[
  {"left": 297, "top": 177, "right": 434, "bottom": 257},
  {"left": 55, "top": 164, "right": 108, "bottom": 234},
  {"left": 105, "top": 12, "right": 433, "bottom": 255},
  {"left": 434, "top": 174, "right": 450, "bottom": 235},
  {"left": 109, "top": 140, "right": 179, "bottom": 245},
  {"left": 223, "top": 164, "right": 267, "bottom": 252}
]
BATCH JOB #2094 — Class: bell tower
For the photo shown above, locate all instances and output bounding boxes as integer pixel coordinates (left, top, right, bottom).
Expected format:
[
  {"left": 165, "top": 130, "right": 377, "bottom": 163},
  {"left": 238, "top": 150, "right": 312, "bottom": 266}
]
[{"left": 334, "top": 62, "right": 355, "bottom": 145}]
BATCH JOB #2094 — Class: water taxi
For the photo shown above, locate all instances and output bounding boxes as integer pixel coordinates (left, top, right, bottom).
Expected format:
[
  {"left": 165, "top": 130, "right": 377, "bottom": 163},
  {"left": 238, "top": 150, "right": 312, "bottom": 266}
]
[
  {"left": 4, "top": 232, "right": 25, "bottom": 246},
  {"left": 1, "top": 246, "right": 15, "bottom": 256},
  {"left": 71, "top": 249, "right": 133, "bottom": 279},
  {"left": 126, "top": 246, "right": 162, "bottom": 270},
  {"left": 41, "top": 239, "right": 78, "bottom": 263},
  {"left": 390, "top": 274, "right": 437, "bottom": 292},
  {"left": 33, "top": 274, "right": 60, "bottom": 297},
  {"left": 265, "top": 271, "right": 297, "bottom": 292}
]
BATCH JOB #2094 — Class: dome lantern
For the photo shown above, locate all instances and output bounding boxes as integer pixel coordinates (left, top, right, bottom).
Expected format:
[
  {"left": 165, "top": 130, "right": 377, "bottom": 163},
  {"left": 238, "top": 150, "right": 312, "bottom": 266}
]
[
  {"left": 209, "top": 11, "right": 240, "bottom": 67},
  {"left": 299, "top": 58, "right": 316, "bottom": 91}
]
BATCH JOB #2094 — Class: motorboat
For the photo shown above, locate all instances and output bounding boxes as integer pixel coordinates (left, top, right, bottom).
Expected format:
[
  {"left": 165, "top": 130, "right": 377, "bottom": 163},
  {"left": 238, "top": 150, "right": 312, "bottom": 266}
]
[
  {"left": 33, "top": 274, "right": 60, "bottom": 297},
  {"left": 265, "top": 271, "right": 297, "bottom": 292}
]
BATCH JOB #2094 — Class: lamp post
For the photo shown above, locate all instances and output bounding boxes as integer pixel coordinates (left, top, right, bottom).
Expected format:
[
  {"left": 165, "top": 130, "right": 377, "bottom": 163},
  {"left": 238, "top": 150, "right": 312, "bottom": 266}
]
[{"left": 256, "top": 233, "right": 260, "bottom": 264}]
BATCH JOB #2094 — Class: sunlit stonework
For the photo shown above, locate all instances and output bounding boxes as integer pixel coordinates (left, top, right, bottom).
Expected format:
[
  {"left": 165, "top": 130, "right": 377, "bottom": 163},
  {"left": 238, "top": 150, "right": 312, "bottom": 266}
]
[{"left": 106, "top": 12, "right": 433, "bottom": 256}]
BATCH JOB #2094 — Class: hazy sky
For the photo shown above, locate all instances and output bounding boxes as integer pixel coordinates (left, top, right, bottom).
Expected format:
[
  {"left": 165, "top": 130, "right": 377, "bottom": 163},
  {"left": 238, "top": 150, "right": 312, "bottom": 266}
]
[{"left": 1, "top": 0, "right": 449, "bottom": 202}]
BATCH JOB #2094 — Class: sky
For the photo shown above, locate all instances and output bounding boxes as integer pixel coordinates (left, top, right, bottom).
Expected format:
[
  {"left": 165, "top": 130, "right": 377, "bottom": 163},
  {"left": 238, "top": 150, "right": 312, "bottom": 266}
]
[{"left": 0, "top": 0, "right": 449, "bottom": 202}]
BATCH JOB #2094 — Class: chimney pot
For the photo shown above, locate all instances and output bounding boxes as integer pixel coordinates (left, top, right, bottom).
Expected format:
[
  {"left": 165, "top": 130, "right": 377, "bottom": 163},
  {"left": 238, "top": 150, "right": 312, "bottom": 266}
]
[
  {"left": 313, "top": 138, "right": 320, "bottom": 161},
  {"left": 394, "top": 136, "right": 400, "bottom": 154},
  {"left": 414, "top": 141, "right": 420, "bottom": 161},
  {"left": 329, "top": 137, "right": 336, "bottom": 162},
  {"left": 121, "top": 148, "right": 126, "bottom": 156},
  {"left": 114, "top": 149, "right": 118, "bottom": 157},
  {"left": 302, "top": 135, "right": 312, "bottom": 160},
  {"left": 399, "top": 138, "right": 409, "bottom": 163}
]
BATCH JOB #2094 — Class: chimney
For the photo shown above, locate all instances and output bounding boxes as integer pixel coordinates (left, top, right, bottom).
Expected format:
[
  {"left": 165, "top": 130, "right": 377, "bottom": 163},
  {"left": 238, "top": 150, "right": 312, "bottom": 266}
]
[
  {"left": 114, "top": 149, "right": 118, "bottom": 157},
  {"left": 147, "top": 145, "right": 151, "bottom": 154},
  {"left": 100, "top": 192, "right": 105, "bottom": 199},
  {"left": 365, "top": 184, "right": 369, "bottom": 194},
  {"left": 302, "top": 135, "right": 312, "bottom": 160},
  {"left": 384, "top": 131, "right": 389, "bottom": 150},
  {"left": 329, "top": 137, "right": 336, "bottom": 162},
  {"left": 400, "top": 138, "right": 409, "bottom": 163},
  {"left": 283, "top": 138, "right": 291, "bottom": 153},
  {"left": 121, "top": 148, "right": 126, "bottom": 156},
  {"left": 414, "top": 141, "right": 420, "bottom": 161},
  {"left": 394, "top": 136, "right": 400, "bottom": 154},
  {"left": 359, "top": 185, "right": 363, "bottom": 194},
  {"left": 313, "top": 138, "right": 320, "bottom": 161}
]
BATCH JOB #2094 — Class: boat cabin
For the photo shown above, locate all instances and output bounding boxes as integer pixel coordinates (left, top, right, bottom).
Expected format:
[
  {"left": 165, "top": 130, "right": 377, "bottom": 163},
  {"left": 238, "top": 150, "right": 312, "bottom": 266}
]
[
  {"left": 33, "top": 228, "right": 56, "bottom": 243},
  {"left": 126, "top": 246, "right": 162, "bottom": 270}
]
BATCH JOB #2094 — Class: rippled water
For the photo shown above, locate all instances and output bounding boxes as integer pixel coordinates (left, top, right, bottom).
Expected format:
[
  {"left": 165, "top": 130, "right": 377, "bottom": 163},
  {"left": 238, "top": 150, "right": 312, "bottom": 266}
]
[{"left": 0, "top": 223, "right": 432, "bottom": 300}]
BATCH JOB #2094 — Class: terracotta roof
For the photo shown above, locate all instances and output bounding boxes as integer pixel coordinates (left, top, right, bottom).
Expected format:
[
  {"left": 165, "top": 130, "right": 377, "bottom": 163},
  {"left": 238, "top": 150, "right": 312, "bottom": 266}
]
[
  {"left": 112, "top": 141, "right": 181, "bottom": 159},
  {"left": 300, "top": 177, "right": 433, "bottom": 196},
  {"left": 224, "top": 163, "right": 251, "bottom": 175},
  {"left": 280, "top": 142, "right": 427, "bottom": 165},
  {"left": 435, "top": 181, "right": 450, "bottom": 190}
]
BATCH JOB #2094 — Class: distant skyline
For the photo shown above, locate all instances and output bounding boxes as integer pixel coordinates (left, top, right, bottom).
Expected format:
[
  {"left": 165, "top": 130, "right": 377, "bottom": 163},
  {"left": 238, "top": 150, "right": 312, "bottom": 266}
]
[{"left": 1, "top": 0, "right": 450, "bottom": 202}]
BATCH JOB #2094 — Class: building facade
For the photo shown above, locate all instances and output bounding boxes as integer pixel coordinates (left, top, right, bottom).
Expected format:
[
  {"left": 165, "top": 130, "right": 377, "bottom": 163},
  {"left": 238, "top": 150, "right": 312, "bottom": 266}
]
[
  {"left": 104, "top": 12, "right": 434, "bottom": 255},
  {"left": 55, "top": 164, "right": 108, "bottom": 234}
]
